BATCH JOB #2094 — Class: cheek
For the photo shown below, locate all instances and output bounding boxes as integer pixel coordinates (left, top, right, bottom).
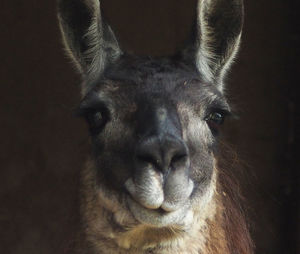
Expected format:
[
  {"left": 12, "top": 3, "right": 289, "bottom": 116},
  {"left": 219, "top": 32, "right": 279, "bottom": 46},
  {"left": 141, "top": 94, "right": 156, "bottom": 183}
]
[
  {"left": 93, "top": 121, "right": 136, "bottom": 188},
  {"left": 180, "top": 110, "right": 215, "bottom": 185},
  {"left": 181, "top": 109, "right": 214, "bottom": 151},
  {"left": 189, "top": 151, "right": 215, "bottom": 186},
  {"left": 187, "top": 118, "right": 213, "bottom": 145}
]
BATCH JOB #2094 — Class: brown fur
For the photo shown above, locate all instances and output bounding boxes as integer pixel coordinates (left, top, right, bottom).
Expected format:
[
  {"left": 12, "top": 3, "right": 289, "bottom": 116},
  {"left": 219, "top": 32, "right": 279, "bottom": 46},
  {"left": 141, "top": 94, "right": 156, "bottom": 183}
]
[
  {"left": 64, "top": 151, "right": 254, "bottom": 254},
  {"left": 58, "top": 1, "right": 253, "bottom": 253},
  {"left": 214, "top": 143, "right": 254, "bottom": 254}
]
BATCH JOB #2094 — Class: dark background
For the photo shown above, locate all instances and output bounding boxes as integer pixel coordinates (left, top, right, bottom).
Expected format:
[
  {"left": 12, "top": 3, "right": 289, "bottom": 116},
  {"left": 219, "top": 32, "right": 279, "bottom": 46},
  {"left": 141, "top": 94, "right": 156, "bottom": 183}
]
[{"left": 0, "top": 0, "right": 298, "bottom": 253}]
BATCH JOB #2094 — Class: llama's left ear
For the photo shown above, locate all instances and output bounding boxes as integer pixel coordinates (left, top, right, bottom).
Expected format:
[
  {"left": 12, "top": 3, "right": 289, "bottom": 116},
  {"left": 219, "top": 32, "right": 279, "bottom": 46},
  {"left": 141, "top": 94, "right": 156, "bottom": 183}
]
[
  {"left": 183, "top": 0, "right": 244, "bottom": 90},
  {"left": 57, "top": 0, "right": 122, "bottom": 88}
]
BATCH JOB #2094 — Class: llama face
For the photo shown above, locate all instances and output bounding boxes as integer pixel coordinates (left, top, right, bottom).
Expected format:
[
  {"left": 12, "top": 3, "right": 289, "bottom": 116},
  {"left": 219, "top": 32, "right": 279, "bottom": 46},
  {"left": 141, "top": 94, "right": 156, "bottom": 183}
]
[
  {"left": 77, "top": 57, "right": 230, "bottom": 228},
  {"left": 58, "top": 0, "right": 244, "bottom": 247}
]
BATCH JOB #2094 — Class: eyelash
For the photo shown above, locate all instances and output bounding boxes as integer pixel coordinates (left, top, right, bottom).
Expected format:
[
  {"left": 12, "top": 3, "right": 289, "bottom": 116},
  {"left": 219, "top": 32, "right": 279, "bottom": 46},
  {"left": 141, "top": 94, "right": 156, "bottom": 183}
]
[
  {"left": 75, "top": 106, "right": 109, "bottom": 135},
  {"left": 86, "top": 111, "right": 106, "bottom": 134},
  {"left": 204, "top": 109, "right": 230, "bottom": 134}
]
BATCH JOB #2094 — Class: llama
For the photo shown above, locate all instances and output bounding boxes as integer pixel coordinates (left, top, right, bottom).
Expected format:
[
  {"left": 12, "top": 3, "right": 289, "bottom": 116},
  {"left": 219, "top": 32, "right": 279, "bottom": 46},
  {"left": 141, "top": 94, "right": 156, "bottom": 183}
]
[{"left": 58, "top": 0, "right": 253, "bottom": 253}]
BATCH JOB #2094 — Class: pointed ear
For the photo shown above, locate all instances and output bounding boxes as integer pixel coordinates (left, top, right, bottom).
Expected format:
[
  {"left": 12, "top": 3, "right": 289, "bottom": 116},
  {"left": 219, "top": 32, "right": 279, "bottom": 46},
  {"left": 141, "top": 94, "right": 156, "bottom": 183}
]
[
  {"left": 57, "top": 0, "right": 122, "bottom": 85},
  {"left": 183, "top": 0, "right": 244, "bottom": 90}
]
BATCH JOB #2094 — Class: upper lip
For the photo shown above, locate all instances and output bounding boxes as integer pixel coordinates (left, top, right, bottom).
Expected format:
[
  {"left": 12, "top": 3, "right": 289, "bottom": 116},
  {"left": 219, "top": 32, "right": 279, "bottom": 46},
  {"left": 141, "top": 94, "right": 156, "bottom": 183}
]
[
  {"left": 124, "top": 176, "right": 194, "bottom": 213},
  {"left": 126, "top": 194, "right": 192, "bottom": 227}
]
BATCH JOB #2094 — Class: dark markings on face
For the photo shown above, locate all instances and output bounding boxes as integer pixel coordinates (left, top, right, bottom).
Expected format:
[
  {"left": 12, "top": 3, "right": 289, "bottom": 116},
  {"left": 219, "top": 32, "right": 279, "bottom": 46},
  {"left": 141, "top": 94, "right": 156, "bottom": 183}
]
[{"left": 77, "top": 56, "right": 231, "bottom": 192}]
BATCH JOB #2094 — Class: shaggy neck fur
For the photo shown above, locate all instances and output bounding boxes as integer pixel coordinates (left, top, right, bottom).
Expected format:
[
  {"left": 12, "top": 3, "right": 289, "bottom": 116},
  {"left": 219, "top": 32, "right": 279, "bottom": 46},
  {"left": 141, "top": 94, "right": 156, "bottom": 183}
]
[{"left": 72, "top": 157, "right": 253, "bottom": 254}]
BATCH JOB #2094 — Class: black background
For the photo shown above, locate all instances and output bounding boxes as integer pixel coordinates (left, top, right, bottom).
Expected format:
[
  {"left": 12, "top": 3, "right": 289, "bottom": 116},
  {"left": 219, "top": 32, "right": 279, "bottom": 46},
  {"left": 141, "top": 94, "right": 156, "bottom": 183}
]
[{"left": 0, "top": 0, "right": 299, "bottom": 253}]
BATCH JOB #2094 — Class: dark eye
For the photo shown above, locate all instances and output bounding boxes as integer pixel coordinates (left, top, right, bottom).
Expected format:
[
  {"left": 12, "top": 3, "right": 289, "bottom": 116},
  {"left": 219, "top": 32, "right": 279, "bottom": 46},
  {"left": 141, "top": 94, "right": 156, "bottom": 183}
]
[
  {"left": 206, "top": 112, "right": 224, "bottom": 124},
  {"left": 205, "top": 111, "right": 225, "bottom": 133},
  {"left": 85, "top": 110, "right": 107, "bottom": 135}
]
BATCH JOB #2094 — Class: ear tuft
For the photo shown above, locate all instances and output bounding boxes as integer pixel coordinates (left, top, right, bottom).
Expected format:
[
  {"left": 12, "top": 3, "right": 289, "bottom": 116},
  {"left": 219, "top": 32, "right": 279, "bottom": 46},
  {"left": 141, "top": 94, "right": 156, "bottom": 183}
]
[
  {"left": 182, "top": 0, "right": 244, "bottom": 90},
  {"left": 57, "top": 0, "right": 122, "bottom": 88}
]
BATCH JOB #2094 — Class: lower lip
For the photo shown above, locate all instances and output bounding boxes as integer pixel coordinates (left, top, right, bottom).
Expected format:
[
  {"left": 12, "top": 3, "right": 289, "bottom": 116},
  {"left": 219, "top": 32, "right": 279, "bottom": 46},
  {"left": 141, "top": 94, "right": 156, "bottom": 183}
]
[{"left": 126, "top": 196, "right": 191, "bottom": 227}]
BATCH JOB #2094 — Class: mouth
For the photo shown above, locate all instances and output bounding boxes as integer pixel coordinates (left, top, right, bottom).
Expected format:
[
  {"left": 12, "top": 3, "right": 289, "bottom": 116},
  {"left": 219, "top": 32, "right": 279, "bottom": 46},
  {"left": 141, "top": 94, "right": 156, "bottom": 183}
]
[
  {"left": 124, "top": 174, "right": 195, "bottom": 227},
  {"left": 126, "top": 194, "right": 194, "bottom": 227}
]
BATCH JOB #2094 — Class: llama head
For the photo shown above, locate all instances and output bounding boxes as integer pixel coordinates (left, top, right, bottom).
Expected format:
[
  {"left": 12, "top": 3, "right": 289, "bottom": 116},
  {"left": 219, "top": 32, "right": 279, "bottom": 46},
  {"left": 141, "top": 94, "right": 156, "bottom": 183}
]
[{"left": 58, "top": 0, "right": 243, "bottom": 238}]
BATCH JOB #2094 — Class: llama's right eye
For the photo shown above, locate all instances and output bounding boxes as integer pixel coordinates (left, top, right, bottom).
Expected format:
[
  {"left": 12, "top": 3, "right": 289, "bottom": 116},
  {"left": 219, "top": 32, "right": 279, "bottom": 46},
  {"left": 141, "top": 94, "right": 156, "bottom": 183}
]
[{"left": 86, "top": 111, "right": 107, "bottom": 134}]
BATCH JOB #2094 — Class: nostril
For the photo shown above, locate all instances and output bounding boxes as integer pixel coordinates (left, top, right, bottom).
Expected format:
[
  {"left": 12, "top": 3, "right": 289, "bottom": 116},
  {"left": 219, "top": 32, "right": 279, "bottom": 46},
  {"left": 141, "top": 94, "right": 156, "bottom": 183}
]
[
  {"left": 135, "top": 135, "right": 189, "bottom": 172},
  {"left": 170, "top": 153, "right": 187, "bottom": 165},
  {"left": 136, "top": 154, "right": 160, "bottom": 168}
]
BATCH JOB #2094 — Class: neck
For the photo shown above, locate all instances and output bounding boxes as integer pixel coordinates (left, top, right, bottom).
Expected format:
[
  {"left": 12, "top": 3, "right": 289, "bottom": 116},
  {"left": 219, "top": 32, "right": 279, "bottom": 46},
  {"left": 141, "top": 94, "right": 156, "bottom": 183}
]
[
  {"left": 81, "top": 193, "right": 228, "bottom": 253},
  {"left": 73, "top": 162, "right": 253, "bottom": 254}
]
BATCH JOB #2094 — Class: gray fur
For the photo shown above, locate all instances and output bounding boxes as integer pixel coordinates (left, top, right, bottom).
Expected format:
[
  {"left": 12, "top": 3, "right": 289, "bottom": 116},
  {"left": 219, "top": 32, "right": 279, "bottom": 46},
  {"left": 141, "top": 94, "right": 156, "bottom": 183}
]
[
  {"left": 183, "top": 0, "right": 244, "bottom": 90},
  {"left": 57, "top": 1, "right": 249, "bottom": 253},
  {"left": 57, "top": 0, "right": 122, "bottom": 91}
]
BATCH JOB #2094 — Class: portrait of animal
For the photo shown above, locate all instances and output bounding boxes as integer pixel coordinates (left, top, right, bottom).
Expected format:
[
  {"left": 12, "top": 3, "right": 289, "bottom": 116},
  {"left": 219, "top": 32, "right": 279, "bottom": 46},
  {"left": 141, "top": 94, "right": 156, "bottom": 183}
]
[{"left": 57, "top": 0, "right": 254, "bottom": 253}]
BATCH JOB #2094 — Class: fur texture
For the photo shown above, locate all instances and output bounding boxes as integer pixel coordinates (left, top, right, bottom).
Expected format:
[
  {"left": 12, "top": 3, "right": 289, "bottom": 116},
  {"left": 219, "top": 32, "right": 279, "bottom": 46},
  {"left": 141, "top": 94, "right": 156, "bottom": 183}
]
[{"left": 58, "top": 0, "right": 253, "bottom": 253}]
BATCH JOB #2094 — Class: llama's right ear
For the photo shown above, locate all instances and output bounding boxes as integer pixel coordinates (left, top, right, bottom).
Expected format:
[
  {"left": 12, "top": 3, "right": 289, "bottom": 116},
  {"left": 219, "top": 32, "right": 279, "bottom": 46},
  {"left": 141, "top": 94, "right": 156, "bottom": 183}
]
[{"left": 57, "top": 0, "right": 122, "bottom": 85}]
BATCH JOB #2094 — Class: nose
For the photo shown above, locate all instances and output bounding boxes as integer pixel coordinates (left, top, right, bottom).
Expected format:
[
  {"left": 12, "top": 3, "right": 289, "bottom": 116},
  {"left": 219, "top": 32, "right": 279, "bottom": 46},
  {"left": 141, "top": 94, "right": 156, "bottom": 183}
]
[{"left": 135, "top": 134, "right": 189, "bottom": 173}]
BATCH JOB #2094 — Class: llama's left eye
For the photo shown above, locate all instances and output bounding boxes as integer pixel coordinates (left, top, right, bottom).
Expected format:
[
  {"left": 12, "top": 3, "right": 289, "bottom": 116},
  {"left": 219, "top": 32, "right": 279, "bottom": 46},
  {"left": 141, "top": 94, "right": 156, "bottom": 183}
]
[
  {"left": 205, "top": 111, "right": 226, "bottom": 133},
  {"left": 206, "top": 112, "right": 225, "bottom": 125}
]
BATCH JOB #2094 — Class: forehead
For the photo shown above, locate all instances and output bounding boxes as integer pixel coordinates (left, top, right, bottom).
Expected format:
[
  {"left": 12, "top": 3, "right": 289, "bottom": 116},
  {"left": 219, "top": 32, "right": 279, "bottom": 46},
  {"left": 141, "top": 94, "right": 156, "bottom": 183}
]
[{"left": 85, "top": 57, "right": 228, "bottom": 110}]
